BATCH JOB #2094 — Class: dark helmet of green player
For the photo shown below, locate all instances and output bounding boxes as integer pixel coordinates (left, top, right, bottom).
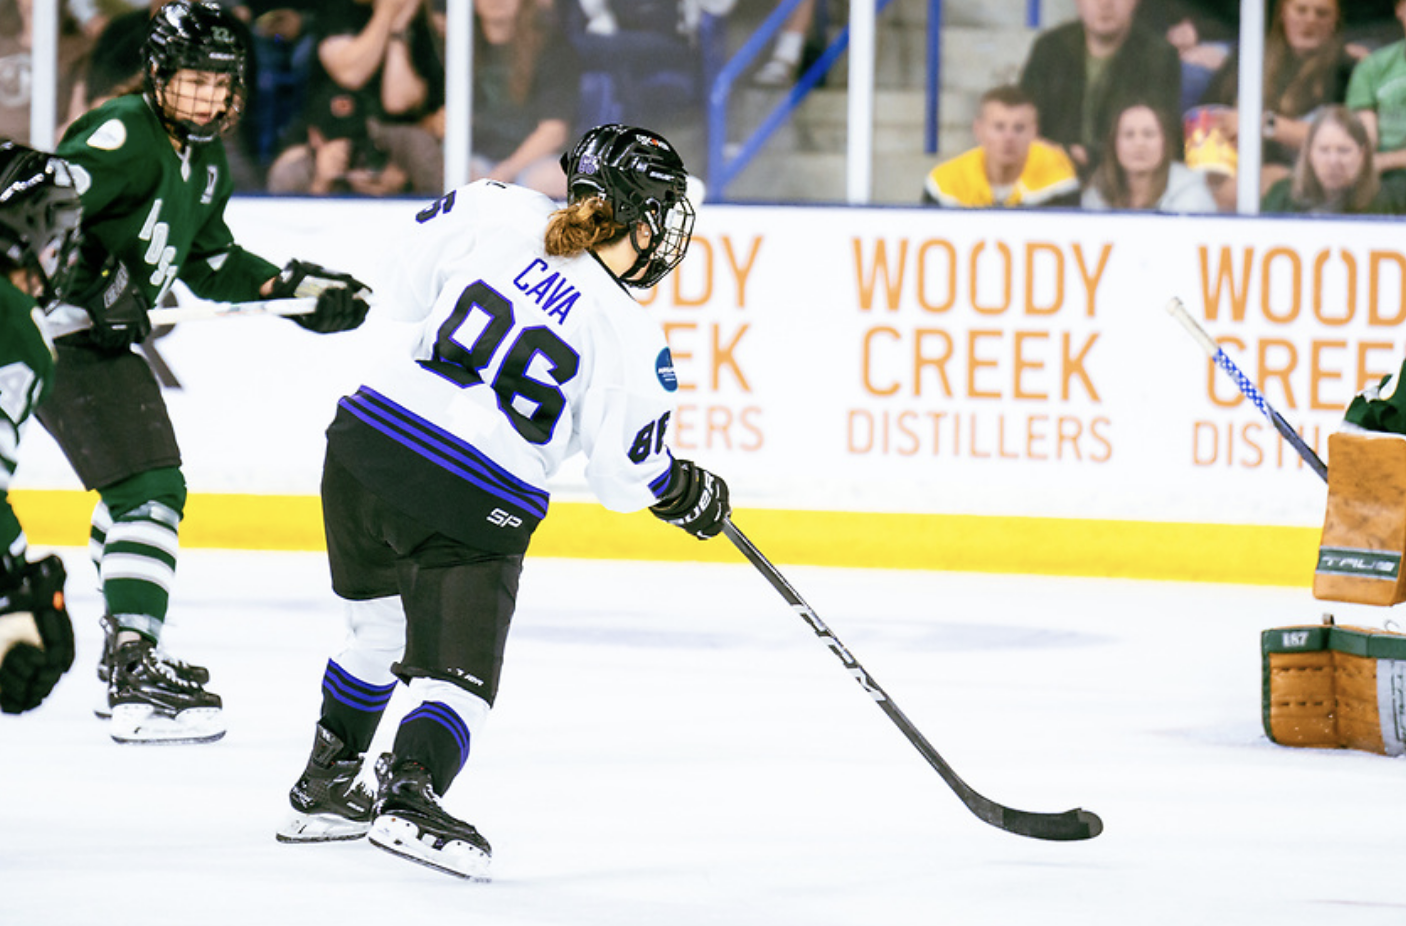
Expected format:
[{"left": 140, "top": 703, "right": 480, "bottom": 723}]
[
  {"left": 559, "top": 124, "right": 696, "bottom": 289},
  {"left": 143, "top": 1, "right": 249, "bottom": 146},
  {"left": 0, "top": 140, "right": 83, "bottom": 303}
]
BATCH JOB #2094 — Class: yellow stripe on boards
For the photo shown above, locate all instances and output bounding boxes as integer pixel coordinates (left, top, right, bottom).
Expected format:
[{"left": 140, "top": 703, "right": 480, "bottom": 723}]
[{"left": 9, "top": 489, "right": 1319, "bottom": 588}]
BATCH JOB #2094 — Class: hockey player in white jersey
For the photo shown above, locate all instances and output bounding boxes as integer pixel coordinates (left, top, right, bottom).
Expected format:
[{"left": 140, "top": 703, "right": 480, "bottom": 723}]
[{"left": 277, "top": 124, "right": 730, "bottom": 880}]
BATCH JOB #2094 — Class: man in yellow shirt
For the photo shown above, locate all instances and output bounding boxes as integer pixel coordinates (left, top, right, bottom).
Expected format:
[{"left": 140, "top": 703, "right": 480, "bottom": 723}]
[{"left": 923, "top": 85, "right": 1080, "bottom": 207}]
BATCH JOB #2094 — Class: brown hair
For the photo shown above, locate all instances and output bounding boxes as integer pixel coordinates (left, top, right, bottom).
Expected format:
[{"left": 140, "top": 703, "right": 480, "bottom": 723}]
[
  {"left": 544, "top": 197, "right": 627, "bottom": 257},
  {"left": 476, "top": 0, "right": 545, "bottom": 105},
  {"left": 1089, "top": 102, "right": 1175, "bottom": 208},
  {"left": 1289, "top": 105, "right": 1379, "bottom": 211},
  {"left": 1264, "top": 0, "right": 1345, "bottom": 116},
  {"left": 977, "top": 84, "right": 1035, "bottom": 112}
]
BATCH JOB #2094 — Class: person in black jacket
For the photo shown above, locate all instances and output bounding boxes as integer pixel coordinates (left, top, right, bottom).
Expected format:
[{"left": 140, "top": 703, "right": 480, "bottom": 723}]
[{"left": 1018, "top": 0, "right": 1182, "bottom": 181}]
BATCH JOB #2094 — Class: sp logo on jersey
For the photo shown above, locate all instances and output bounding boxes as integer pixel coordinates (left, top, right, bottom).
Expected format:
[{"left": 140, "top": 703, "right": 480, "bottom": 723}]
[
  {"left": 487, "top": 508, "right": 522, "bottom": 529},
  {"left": 656, "top": 348, "right": 677, "bottom": 392}
]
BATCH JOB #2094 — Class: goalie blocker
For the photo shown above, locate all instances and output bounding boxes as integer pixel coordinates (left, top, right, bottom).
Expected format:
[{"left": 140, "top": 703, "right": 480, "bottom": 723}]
[{"left": 1314, "top": 431, "right": 1406, "bottom": 606}]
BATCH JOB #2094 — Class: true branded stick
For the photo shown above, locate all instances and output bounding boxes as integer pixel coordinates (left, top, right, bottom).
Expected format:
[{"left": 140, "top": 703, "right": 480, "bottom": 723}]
[{"left": 42, "top": 297, "right": 319, "bottom": 339}]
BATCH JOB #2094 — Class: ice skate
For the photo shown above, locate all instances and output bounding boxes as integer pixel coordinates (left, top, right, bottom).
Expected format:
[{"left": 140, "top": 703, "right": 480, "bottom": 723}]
[
  {"left": 107, "top": 637, "right": 225, "bottom": 744},
  {"left": 94, "top": 615, "right": 209, "bottom": 720},
  {"left": 367, "top": 754, "right": 491, "bottom": 881},
  {"left": 277, "top": 724, "right": 375, "bottom": 843}
]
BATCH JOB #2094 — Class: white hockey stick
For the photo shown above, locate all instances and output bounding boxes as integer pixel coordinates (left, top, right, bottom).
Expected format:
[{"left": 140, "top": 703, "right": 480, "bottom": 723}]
[
  {"left": 42, "top": 297, "right": 318, "bottom": 340},
  {"left": 1165, "top": 296, "right": 1328, "bottom": 482}
]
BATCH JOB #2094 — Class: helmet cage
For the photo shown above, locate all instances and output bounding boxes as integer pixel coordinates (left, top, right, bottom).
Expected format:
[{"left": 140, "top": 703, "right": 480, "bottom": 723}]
[
  {"left": 144, "top": 1, "right": 248, "bottom": 145},
  {"left": 562, "top": 124, "right": 696, "bottom": 289},
  {"left": 0, "top": 143, "right": 83, "bottom": 303}
]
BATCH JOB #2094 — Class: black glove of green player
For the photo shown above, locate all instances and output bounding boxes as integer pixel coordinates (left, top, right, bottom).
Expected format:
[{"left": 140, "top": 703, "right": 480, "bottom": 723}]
[
  {"left": 650, "top": 459, "right": 731, "bottom": 540},
  {"left": 270, "top": 259, "right": 372, "bottom": 333},
  {"left": 0, "top": 555, "right": 74, "bottom": 715},
  {"left": 76, "top": 259, "right": 151, "bottom": 350}
]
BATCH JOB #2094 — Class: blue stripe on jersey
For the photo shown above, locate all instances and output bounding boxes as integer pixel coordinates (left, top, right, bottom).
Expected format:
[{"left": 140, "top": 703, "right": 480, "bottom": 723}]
[
  {"left": 649, "top": 453, "right": 677, "bottom": 499},
  {"left": 402, "top": 701, "right": 471, "bottom": 766},
  {"left": 339, "top": 387, "right": 550, "bottom": 518},
  {"left": 322, "top": 660, "right": 397, "bottom": 713}
]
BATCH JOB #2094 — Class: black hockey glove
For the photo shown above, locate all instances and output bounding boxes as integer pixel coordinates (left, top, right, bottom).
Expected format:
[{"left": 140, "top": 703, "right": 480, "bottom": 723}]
[
  {"left": 649, "top": 459, "right": 730, "bottom": 540},
  {"left": 0, "top": 555, "right": 74, "bottom": 715},
  {"left": 75, "top": 259, "right": 151, "bottom": 350},
  {"left": 270, "top": 259, "right": 372, "bottom": 334}
]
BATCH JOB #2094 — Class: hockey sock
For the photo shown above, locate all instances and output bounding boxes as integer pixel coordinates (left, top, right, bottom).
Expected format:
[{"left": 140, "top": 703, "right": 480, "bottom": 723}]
[
  {"left": 319, "top": 658, "right": 396, "bottom": 757},
  {"left": 95, "top": 468, "right": 186, "bottom": 642},
  {"left": 392, "top": 683, "right": 490, "bottom": 794},
  {"left": 98, "top": 500, "right": 180, "bottom": 641}
]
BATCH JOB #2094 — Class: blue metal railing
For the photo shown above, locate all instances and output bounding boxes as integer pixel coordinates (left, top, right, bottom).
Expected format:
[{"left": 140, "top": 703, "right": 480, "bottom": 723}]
[{"left": 707, "top": 0, "right": 897, "bottom": 198}]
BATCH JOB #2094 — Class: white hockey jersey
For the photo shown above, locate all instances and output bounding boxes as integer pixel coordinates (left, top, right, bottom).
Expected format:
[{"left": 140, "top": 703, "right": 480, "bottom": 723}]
[{"left": 325, "top": 181, "right": 680, "bottom": 553}]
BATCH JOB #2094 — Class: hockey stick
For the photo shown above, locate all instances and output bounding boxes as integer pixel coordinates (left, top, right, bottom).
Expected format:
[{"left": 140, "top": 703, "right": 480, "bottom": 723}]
[
  {"left": 42, "top": 297, "right": 318, "bottom": 340},
  {"left": 1165, "top": 297, "right": 1328, "bottom": 483},
  {"left": 721, "top": 520, "right": 1104, "bottom": 842}
]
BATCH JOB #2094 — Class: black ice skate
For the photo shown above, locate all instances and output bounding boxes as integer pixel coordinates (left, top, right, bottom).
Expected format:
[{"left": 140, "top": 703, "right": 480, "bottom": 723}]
[
  {"left": 107, "top": 637, "right": 225, "bottom": 744},
  {"left": 368, "top": 754, "right": 491, "bottom": 881},
  {"left": 94, "top": 615, "right": 209, "bottom": 720},
  {"left": 277, "top": 724, "right": 375, "bottom": 843}
]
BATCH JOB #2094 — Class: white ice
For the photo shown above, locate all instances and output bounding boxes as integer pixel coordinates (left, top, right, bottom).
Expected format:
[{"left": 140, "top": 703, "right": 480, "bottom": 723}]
[{"left": 2, "top": 549, "right": 1403, "bottom": 925}]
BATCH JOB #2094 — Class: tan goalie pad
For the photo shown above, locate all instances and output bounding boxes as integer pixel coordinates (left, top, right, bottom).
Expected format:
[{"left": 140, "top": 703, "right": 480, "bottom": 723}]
[{"left": 1314, "top": 432, "right": 1406, "bottom": 606}]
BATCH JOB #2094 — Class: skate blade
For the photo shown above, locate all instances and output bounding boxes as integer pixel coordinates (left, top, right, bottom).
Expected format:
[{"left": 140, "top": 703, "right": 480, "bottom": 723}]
[
  {"left": 276, "top": 811, "right": 371, "bottom": 844},
  {"left": 109, "top": 704, "right": 225, "bottom": 745},
  {"left": 368, "top": 815, "right": 491, "bottom": 881},
  {"left": 94, "top": 690, "right": 112, "bottom": 720}
]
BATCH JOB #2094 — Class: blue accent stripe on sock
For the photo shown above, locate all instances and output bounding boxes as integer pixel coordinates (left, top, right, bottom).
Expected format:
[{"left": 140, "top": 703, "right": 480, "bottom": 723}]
[
  {"left": 322, "top": 660, "right": 396, "bottom": 712},
  {"left": 402, "top": 701, "right": 471, "bottom": 766}
]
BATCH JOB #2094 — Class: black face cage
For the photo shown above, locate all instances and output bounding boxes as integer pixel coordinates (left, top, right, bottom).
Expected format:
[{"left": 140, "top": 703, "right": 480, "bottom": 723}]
[
  {"left": 629, "top": 194, "right": 695, "bottom": 289},
  {"left": 0, "top": 153, "right": 83, "bottom": 303},
  {"left": 147, "top": 61, "right": 246, "bottom": 145}
]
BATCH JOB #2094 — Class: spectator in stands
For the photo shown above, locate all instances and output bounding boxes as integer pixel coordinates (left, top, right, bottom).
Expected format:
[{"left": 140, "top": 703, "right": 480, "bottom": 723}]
[
  {"left": 1018, "top": 0, "right": 1182, "bottom": 180},
  {"left": 1347, "top": 0, "right": 1406, "bottom": 202},
  {"left": 1260, "top": 105, "right": 1401, "bottom": 213},
  {"left": 922, "top": 85, "right": 1079, "bottom": 208},
  {"left": 1135, "top": 0, "right": 1238, "bottom": 111},
  {"left": 0, "top": 0, "right": 92, "bottom": 144},
  {"left": 1199, "top": 0, "right": 1357, "bottom": 196},
  {"left": 433, "top": 0, "right": 579, "bottom": 199},
  {"left": 752, "top": 0, "right": 812, "bottom": 87},
  {"left": 266, "top": 0, "right": 443, "bottom": 196},
  {"left": 1082, "top": 101, "right": 1219, "bottom": 212}
]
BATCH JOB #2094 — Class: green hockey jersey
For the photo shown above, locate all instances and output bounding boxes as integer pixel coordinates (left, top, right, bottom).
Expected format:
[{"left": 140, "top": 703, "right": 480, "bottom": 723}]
[
  {"left": 56, "top": 94, "right": 278, "bottom": 305},
  {"left": 0, "top": 278, "right": 54, "bottom": 552}
]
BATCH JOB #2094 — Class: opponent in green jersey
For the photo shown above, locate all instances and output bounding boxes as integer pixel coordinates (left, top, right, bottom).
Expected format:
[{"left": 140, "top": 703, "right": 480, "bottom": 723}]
[
  {"left": 35, "top": 2, "right": 370, "bottom": 744},
  {"left": 0, "top": 141, "right": 81, "bottom": 716}
]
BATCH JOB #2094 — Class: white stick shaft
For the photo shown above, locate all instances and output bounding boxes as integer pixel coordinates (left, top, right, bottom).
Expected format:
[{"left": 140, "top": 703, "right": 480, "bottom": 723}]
[
  {"left": 43, "top": 297, "right": 318, "bottom": 339},
  {"left": 1164, "top": 298, "right": 1221, "bottom": 356}
]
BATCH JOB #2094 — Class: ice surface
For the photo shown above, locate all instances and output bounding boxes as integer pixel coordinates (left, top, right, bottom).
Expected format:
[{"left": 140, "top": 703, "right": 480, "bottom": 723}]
[{"left": 2, "top": 549, "right": 1403, "bottom": 925}]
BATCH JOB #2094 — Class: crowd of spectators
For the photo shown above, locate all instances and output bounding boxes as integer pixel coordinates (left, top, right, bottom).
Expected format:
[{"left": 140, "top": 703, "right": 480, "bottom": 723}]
[
  {"left": 924, "top": 0, "right": 1406, "bottom": 218},
  {"left": 6, "top": 0, "right": 1406, "bottom": 218}
]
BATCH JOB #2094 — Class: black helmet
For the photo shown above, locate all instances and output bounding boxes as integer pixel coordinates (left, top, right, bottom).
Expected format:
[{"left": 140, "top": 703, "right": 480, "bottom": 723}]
[
  {"left": 560, "top": 124, "right": 696, "bottom": 289},
  {"left": 0, "top": 141, "right": 83, "bottom": 303},
  {"left": 144, "top": 1, "right": 248, "bottom": 145}
]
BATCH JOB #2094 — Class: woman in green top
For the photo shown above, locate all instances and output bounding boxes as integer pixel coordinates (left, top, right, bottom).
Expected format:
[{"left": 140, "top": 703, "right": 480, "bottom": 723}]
[
  {"left": 37, "top": 1, "right": 370, "bottom": 744},
  {"left": 1261, "top": 104, "right": 1403, "bottom": 214}
]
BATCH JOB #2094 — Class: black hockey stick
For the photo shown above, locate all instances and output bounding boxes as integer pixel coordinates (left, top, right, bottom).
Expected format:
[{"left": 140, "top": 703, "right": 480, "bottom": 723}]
[
  {"left": 722, "top": 520, "right": 1104, "bottom": 842},
  {"left": 1165, "top": 297, "right": 1328, "bottom": 483}
]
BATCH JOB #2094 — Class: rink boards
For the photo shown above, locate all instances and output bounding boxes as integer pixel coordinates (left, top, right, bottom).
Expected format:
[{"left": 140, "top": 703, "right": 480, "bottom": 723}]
[{"left": 16, "top": 196, "right": 1392, "bottom": 585}]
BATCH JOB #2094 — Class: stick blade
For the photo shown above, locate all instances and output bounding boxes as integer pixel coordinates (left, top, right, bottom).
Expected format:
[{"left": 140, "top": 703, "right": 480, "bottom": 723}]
[{"left": 994, "top": 806, "right": 1103, "bottom": 841}]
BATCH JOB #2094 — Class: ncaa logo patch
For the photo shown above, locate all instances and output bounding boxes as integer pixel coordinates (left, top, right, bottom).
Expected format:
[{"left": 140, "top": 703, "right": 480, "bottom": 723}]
[{"left": 656, "top": 348, "right": 678, "bottom": 392}]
